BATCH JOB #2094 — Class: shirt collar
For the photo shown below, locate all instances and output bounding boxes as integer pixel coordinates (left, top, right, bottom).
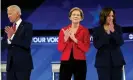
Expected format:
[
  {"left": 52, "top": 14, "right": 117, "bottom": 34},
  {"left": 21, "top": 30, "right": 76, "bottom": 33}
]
[{"left": 15, "top": 18, "right": 22, "bottom": 27}]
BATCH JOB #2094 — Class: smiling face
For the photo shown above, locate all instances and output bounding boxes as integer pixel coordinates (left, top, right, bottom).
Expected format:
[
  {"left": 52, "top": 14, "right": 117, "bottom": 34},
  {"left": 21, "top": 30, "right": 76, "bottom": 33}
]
[
  {"left": 69, "top": 7, "right": 84, "bottom": 24},
  {"left": 99, "top": 8, "right": 116, "bottom": 25},
  {"left": 106, "top": 11, "right": 114, "bottom": 25},
  {"left": 69, "top": 10, "right": 82, "bottom": 24},
  {"left": 7, "top": 7, "right": 20, "bottom": 23}
]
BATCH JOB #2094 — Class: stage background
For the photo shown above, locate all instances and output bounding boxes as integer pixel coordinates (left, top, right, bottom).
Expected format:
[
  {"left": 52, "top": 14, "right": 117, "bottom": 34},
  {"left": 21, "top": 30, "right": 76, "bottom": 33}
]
[
  {"left": 1, "top": 0, "right": 133, "bottom": 30},
  {"left": 1, "top": 0, "right": 133, "bottom": 80},
  {"left": 1, "top": 33, "right": 133, "bottom": 80}
]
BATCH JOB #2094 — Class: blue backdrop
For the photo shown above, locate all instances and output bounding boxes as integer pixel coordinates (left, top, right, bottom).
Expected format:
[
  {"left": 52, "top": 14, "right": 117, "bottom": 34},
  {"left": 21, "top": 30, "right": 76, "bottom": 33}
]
[
  {"left": 1, "top": 0, "right": 133, "bottom": 30},
  {"left": 1, "top": 33, "right": 133, "bottom": 80},
  {"left": 1, "top": 0, "right": 133, "bottom": 80}
]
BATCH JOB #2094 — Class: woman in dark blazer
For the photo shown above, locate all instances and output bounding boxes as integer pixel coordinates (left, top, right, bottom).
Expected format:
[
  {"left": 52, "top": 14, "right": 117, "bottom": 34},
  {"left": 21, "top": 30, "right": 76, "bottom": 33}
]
[
  {"left": 58, "top": 7, "right": 90, "bottom": 80},
  {"left": 93, "top": 8, "right": 126, "bottom": 80}
]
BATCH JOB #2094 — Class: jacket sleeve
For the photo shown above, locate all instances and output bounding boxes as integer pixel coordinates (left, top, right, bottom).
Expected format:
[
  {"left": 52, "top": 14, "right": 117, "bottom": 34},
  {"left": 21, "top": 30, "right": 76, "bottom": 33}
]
[
  {"left": 76, "top": 29, "right": 90, "bottom": 52},
  {"left": 1, "top": 33, "right": 8, "bottom": 52},
  {"left": 110, "top": 25, "right": 124, "bottom": 46},
  {"left": 93, "top": 27, "right": 110, "bottom": 49},
  {"left": 57, "top": 29, "right": 68, "bottom": 52},
  {"left": 12, "top": 23, "right": 33, "bottom": 50}
]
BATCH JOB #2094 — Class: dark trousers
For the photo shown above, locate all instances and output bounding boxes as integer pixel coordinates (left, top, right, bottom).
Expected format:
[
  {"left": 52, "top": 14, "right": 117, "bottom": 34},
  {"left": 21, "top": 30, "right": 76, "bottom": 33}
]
[
  {"left": 59, "top": 60, "right": 87, "bottom": 80},
  {"left": 96, "top": 66, "right": 123, "bottom": 80},
  {"left": 7, "top": 71, "right": 31, "bottom": 80}
]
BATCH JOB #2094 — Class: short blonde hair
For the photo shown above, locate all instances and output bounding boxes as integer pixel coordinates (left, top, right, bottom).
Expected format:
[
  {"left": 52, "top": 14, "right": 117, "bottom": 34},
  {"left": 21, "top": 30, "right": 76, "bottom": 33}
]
[
  {"left": 69, "top": 7, "right": 84, "bottom": 20},
  {"left": 7, "top": 5, "right": 22, "bottom": 15}
]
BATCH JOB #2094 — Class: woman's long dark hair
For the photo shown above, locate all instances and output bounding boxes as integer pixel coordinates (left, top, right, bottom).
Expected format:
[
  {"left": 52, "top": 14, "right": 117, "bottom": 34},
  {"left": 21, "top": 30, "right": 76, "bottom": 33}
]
[{"left": 99, "top": 8, "right": 116, "bottom": 25}]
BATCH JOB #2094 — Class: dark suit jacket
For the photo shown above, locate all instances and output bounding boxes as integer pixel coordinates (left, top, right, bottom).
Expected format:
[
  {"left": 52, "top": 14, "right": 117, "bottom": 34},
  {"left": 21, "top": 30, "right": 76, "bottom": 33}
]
[
  {"left": 1, "top": 21, "right": 33, "bottom": 71},
  {"left": 93, "top": 24, "right": 126, "bottom": 67}
]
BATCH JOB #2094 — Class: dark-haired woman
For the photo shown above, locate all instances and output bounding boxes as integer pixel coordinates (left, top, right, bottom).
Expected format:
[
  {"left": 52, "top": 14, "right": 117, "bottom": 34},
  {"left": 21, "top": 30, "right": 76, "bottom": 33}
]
[{"left": 93, "top": 8, "right": 126, "bottom": 80}]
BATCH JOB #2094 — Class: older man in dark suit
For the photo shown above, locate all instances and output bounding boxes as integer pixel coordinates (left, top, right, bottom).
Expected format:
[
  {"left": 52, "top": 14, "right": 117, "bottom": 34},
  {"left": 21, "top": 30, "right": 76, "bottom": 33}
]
[{"left": 1, "top": 5, "right": 33, "bottom": 80}]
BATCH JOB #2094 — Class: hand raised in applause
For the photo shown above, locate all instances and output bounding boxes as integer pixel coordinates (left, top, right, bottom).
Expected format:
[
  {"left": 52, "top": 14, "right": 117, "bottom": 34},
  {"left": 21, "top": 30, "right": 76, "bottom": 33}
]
[
  {"left": 62, "top": 28, "right": 70, "bottom": 42},
  {"left": 5, "top": 26, "right": 16, "bottom": 39}
]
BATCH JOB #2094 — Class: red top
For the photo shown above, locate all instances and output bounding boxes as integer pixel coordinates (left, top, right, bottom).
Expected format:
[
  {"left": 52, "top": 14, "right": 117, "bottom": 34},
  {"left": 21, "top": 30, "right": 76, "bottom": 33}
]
[{"left": 58, "top": 24, "right": 90, "bottom": 61}]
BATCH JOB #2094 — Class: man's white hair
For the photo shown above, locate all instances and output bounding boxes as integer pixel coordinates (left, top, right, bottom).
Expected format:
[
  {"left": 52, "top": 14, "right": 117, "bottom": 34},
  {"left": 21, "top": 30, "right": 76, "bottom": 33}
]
[{"left": 7, "top": 5, "right": 22, "bottom": 15}]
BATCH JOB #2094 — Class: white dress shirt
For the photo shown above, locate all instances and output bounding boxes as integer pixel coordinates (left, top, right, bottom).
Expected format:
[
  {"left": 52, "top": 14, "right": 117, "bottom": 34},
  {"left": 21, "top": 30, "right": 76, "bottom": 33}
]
[{"left": 7, "top": 18, "right": 22, "bottom": 44}]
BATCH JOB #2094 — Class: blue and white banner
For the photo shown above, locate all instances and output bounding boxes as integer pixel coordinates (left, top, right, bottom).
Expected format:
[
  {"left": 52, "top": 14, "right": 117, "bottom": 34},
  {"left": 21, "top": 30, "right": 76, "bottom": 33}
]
[{"left": 32, "top": 33, "right": 133, "bottom": 44}]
